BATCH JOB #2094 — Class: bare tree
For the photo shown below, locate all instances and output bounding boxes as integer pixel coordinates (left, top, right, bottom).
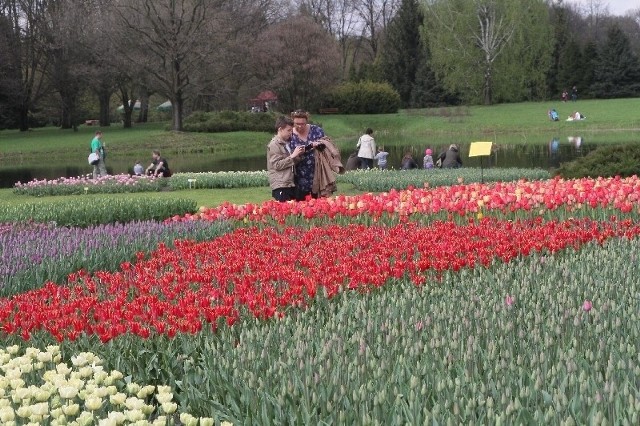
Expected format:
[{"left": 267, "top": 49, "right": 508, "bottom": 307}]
[
  {"left": 301, "top": 0, "right": 361, "bottom": 78},
  {"left": 353, "top": 0, "right": 399, "bottom": 59},
  {"left": 109, "top": 0, "right": 235, "bottom": 131},
  {"left": 252, "top": 13, "right": 342, "bottom": 110},
  {"left": 0, "top": 0, "right": 51, "bottom": 131},
  {"left": 43, "top": 0, "right": 95, "bottom": 130}
]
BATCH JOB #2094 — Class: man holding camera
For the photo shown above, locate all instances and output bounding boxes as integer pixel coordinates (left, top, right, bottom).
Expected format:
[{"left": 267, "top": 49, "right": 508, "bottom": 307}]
[{"left": 267, "top": 116, "right": 306, "bottom": 202}]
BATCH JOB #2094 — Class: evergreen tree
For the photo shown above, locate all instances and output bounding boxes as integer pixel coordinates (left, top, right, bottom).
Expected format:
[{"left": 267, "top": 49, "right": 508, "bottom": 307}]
[
  {"left": 557, "top": 38, "right": 582, "bottom": 97},
  {"left": 592, "top": 25, "right": 640, "bottom": 98},
  {"left": 580, "top": 42, "right": 598, "bottom": 99},
  {"left": 380, "top": 0, "right": 446, "bottom": 107},
  {"left": 546, "top": 5, "right": 571, "bottom": 99},
  {"left": 410, "top": 49, "right": 456, "bottom": 107}
]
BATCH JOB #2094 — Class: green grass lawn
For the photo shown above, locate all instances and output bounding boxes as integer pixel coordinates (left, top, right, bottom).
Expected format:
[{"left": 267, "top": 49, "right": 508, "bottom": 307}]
[
  {"left": 0, "top": 184, "right": 364, "bottom": 207},
  {"left": 2, "top": 98, "right": 639, "bottom": 159},
  {"left": 1, "top": 98, "right": 639, "bottom": 207}
]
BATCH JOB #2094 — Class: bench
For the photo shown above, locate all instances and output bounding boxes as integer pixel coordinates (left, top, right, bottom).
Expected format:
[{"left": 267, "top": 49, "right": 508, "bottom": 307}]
[
  {"left": 85, "top": 119, "right": 100, "bottom": 126},
  {"left": 318, "top": 108, "right": 339, "bottom": 114}
]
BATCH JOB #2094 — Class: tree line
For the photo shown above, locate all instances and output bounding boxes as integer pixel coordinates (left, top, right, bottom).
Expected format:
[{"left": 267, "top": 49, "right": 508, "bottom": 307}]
[{"left": 0, "top": 0, "right": 639, "bottom": 132}]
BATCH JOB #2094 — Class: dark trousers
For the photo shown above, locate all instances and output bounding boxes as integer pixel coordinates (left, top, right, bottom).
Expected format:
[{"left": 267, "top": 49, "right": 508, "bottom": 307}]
[
  {"left": 272, "top": 187, "right": 296, "bottom": 202},
  {"left": 294, "top": 187, "right": 318, "bottom": 202},
  {"left": 358, "top": 157, "right": 374, "bottom": 169}
]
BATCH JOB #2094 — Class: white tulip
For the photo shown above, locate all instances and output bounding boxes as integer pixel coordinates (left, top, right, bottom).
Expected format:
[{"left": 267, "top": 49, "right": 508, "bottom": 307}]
[
  {"left": 200, "top": 417, "right": 215, "bottom": 426},
  {"left": 109, "top": 392, "right": 127, "bottom": 406},
  {"left": 161, "top": 402, "right": 177, "bottom": 414},
  {"left": 37, "top": 352, "right": 53, "bottom": 363},
  {"left": 152, "top": 416, "right": 168, "bottom": 426},
  {"left": 125, "top": 396, "right": 145, "bottom": 411},
  {"left": 126, "top": 383, "right": 141, "bottom": 395},
  {"left": 156, "top": 385, "right": 171, "bottom": 394},
  {"left": 58, "top": 386, "right": 79, "bottom": 399},
  {"left": 71, "top": 354, "right": 89, "bottom": 367},
  {"left": 62, "top": 403, "right": 80, "bottom": 416},
  {"left": 56, "top": 364, "right": 72, "bottom": 376},
  {"left": 30, "top": 402, "right": 49, "bottom": 416},
  {"left": 16, "top": 405, "right": 31, "bottom": 418},
  {"left": 85, "top": 396, "right": 103, "bottom": 411},
  {"left": 155, "top": 392, "right": 173, "bottom": 404},
  {"left": 9, "top": 378, "right": 25, "bottom": 390},
  {"left": 124, "top": 409, "right": 145, "bottom": 422},
  {"left": 35, "top": 389, "right": 51, "bottom": 402},
  {"left": 79, "top": 367, "right": 93, "bottom": 378},
  {"left": 5, "top": 368, "right": 21, "bottom": 380},
  {"left": 76, "top": 410, "right": 94, "bottom": 426},
  {"left": 0, "top": 406, "right": 15, "bottom": 422},
  {"left": 105, "top": 411, "right": 126, "bottom": 423}
]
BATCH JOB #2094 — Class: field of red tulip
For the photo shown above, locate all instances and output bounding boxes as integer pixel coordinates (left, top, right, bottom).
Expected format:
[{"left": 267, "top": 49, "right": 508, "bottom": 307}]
[{"left": 1, "top": 175, "right": 640, "bottom": 424}]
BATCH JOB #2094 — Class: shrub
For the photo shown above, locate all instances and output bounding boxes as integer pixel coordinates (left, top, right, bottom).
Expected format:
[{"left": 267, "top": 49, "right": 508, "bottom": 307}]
[
  {"left": 169, "top": 171, "right": 269, "bottom": 189},
  {"left": 325, "top": 81, "right": 401, "bottom": 114},
  {"left": 555, "top": 144, "right": 640, "bottom": 179},
  {"left": 0, "top": 198, "right": 197, "bottom": 227},
  {"left": 183, "top": 110, "right": 277, "bottom": 133},
  {"left": 337, "top": 168, "right": 550, "bottom": 192}
]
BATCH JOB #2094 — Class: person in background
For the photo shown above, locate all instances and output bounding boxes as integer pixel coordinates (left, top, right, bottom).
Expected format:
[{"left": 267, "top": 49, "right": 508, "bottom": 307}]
[
  {"left": 356, "top": 128, "right": 376, "bottom": 169},
  {"left": 400, "top": 151, "right": 418, "bottom": 170},
  {"left": 133, "top": 161, "right": 144, "bottom": 176},
  {"left": 423, "top": 148, "right": 434, "bottom": 169},
  {"left": 267, "top": 116, "right": 304, "bottom": 202},
  {"left": 90, "top": 131, "right": 107, "bottom": 179},
  {"left": 548, "top": 108, "right": 559, "bottom": 121},
  {"left": 289, "top": 109, "right": 326, "bottom": 201},
  {"left": 571, "top": 86, "right": 578, "bottom": 102},
  {"left": 374, "top": 146, "right": 389, "bottom": 170},
  {"left": 439, "top": 144, "right": 463, "bottom": 168},
  {"left": 345, "top": 150, "right": 360, "bottom": 171},
  {"left": 145, "top": 149, "right": 172, "bottom": 177}
]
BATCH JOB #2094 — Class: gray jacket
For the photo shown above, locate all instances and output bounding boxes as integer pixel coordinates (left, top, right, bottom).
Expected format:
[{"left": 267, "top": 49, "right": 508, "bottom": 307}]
[{"left": 267, "top": 135, "right": 301, "bottom": 190}]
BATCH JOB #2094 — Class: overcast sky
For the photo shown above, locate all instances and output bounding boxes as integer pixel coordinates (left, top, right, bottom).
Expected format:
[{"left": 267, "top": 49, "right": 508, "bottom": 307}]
[{"left": 565, "top": 0, "right": 638, "bottom": 16}]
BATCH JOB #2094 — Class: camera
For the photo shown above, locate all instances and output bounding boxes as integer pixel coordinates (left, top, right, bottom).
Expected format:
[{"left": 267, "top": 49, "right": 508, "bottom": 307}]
[{"left": 304, "top": 144, "right": 314, "bottom": 152}]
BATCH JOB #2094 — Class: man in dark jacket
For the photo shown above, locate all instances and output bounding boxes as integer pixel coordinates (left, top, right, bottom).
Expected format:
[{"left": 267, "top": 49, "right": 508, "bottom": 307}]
[{"left": 439, "top": 144, "right": 463, "bottom": 168}]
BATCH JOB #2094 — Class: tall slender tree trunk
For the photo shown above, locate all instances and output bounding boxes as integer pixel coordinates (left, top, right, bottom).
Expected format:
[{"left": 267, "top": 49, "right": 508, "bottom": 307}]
[
  {"left": 137, "top": 89, "right": 149, "bottom": 123},
  {"left": 19, "top": 105, "right": 29, "bottom": 131},
  {"left": 98, "top": 89, "right": 111, "bottom": 126},
  {"left": 483, "top": 66, "right": 493, "bottom": 105},
  {"left": 171, "top": 94, "right": 183, "bottom": 131}
]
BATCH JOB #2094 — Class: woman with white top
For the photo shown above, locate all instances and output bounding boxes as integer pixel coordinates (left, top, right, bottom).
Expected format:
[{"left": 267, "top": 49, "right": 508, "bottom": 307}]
[{"left": 356, "top": 128, "right": 376, "bottom": 169}]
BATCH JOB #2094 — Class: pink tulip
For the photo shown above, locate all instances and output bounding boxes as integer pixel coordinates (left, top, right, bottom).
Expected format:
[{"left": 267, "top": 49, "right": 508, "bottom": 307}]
[
  {"left": 582, "top": 300, "right": 592, "bottom": 312},
  {"left": 505, "top": 295, "right": 515, "bottom": 307}
]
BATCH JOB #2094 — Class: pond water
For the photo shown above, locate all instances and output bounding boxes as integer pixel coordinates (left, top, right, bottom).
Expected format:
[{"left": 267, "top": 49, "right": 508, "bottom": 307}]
[{"left": 0, "top": 136, "right": 592, "bottom": 188}]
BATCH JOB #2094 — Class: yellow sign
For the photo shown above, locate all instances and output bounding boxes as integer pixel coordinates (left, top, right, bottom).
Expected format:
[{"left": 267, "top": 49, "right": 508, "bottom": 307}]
[{"left": 468, "top": 141, "right": 493, "bottom": 157}]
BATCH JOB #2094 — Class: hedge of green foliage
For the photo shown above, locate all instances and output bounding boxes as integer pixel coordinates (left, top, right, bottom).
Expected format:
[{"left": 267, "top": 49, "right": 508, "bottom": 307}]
[
  {"left": 0, "top": 198, "right": 197, "bottom": 227},
  {"left": 338, "top": 168, "right": 551, "bottom": 192},
  {"left": 555, "top": 144, "right": 640, "bottom": 179},
  {"left": 325, "top": 81, "right": 401, "bottom": 114},
  {"left": 169, "top": 171, "right": 269, "bottom": 189},
  {"left": 183, "top": 110, "right": 278, "bottom": 133}
]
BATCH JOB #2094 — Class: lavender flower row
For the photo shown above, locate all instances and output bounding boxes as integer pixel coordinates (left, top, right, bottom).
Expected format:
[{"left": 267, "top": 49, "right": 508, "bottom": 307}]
[{"left": 0, "top": 220, "right": 231, "bottom": 296}]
